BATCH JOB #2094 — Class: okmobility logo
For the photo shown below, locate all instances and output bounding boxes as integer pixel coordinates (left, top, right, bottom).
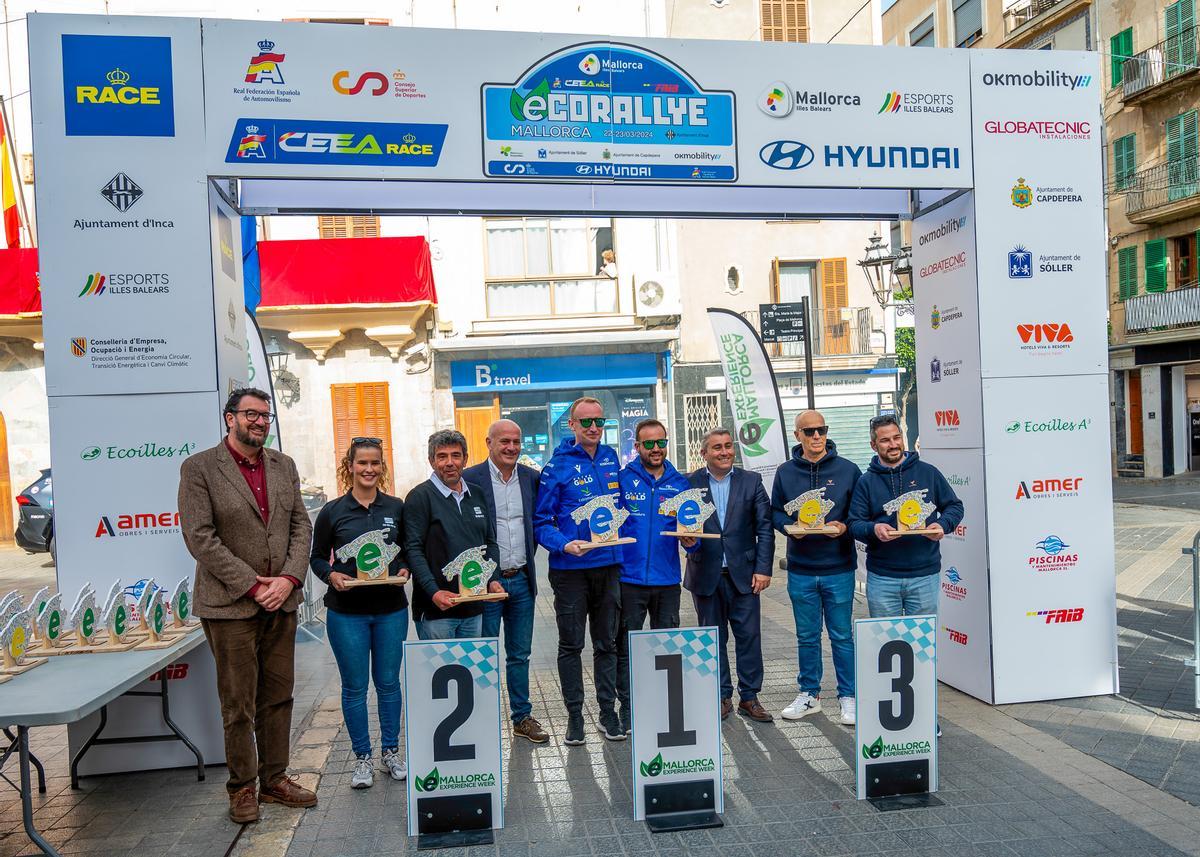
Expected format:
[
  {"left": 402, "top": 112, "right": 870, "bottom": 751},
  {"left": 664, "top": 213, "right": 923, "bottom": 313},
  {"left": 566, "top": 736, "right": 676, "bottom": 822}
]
[
  {"left": 1027, "top": 607, "right": 1085, "bottom": 623},
  {"left": 61, "top": 34, "right": 175, "bottom": 137},
  {"left": 719, "top": 333, "right": 775, "bottom": 456},
  {"left": 862, "top": 736, "right": 932, "bottom": 760},
  {"left": 413, "top": 767, "right": 497, "bottom": 792},
  {"left": 225, "top": 118, "right": 448, "bottom": 167},
  {"left": 917, "top": 216, "right": 966, "bottom": 246},
  {"left": 1014, "top": 476, "right": 1082, "bottom": 500},
  {"left": 94, "top": 511, "right": 181, "bottom": 538},
  {"left": 760, "top": 139, "right": 960, "bottom": 171},
  {"left": 77, "top": 271, "right": 170, "bottom": 297},
  {"left": 981, "top": 70, "right": 1092, "bottom": 89},
  {"left": 639, "top": 752, "right": 716, "bottom": 777},
  {"left": 81, "top": 441, "right": 196, "bottom": 461},
  {"left": 1031, "top": 534, "right": 1078, "bottom": 571},
  {"left": 1005, "top": 417, "right": 1090, "bottom": 434},
  {"left": 942, "top": 566, "right": 966, "bottom": 602}
]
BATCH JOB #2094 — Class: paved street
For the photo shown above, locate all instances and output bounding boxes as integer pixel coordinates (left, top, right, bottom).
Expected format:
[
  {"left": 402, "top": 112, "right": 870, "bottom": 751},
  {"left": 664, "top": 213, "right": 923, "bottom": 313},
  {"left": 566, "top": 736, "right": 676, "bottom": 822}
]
[{"left": 2, "top": 498, "right": 1200, "bottom": 857}]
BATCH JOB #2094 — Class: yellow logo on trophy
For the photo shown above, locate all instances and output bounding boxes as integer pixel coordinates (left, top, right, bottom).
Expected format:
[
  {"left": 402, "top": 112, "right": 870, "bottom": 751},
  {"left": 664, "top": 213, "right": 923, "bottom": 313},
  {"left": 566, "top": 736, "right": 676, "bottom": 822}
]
[
  {"left": 784, "top": 488, "right": 839, "bottom": 535},
  {"left": 658, "top": 488, "right": 720, "bottom": 538},
  {"left": 335, "top": 529, "right": 406, "bottom": 587},
  {"left": 883, "top": 489, "right": 938, "bottom": 535},
  {"left": 443, "top": 546, "right": 507, "bottom": 604},
  {"left": 571, "top": 495, "right": 635, "bottom": 550}
]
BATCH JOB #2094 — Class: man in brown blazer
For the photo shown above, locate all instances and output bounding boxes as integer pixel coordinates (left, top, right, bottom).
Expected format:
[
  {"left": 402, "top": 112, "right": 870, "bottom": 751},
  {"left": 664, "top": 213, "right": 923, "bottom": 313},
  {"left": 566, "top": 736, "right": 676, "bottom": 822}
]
[{"left": 178, "top": 387, "right": 317, "bottom": 824}]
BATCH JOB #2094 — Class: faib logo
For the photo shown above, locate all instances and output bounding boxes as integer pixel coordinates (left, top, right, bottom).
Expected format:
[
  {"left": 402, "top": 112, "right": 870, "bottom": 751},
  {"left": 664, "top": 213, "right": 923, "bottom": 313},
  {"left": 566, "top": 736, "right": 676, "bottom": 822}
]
[
  {"left": 1027, "top": 607, "right": 1085, "bottom": 624},
  {"left": 945, "top": 627, "right": 968, "bottom": 645},
  {"left": 934, "top": 409, "right": 960, "bottom": 427}
]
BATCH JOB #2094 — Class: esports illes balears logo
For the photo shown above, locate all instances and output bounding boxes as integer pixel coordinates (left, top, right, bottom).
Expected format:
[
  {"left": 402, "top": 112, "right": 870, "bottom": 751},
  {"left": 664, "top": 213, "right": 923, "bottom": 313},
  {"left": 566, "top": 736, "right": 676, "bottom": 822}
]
[{"left": 61, "top": 34, "right": 175, "bottom": 137}]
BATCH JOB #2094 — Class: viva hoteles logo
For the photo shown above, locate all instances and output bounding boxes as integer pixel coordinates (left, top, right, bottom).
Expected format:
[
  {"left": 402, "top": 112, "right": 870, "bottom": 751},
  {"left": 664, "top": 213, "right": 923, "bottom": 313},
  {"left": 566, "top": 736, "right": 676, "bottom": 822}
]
[
  {"left": 413, "top": 767, "right": 496, "bottom": 792},
  {"left": 639, "top": 752, "right": 716, "bottom": 777}
]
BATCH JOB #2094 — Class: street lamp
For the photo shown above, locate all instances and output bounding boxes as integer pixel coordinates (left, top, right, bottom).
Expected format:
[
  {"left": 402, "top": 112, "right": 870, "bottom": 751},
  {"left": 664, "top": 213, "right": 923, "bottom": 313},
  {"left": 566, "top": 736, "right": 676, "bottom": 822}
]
[
  {"left": 857, "top": 233, "right": 913, "bottom": 307},
  {"left": 265, "top": 335, "right": 288, "bottom": 374},
  {"left": 265, "top": 335, "right": 301, "bottom": 408}
]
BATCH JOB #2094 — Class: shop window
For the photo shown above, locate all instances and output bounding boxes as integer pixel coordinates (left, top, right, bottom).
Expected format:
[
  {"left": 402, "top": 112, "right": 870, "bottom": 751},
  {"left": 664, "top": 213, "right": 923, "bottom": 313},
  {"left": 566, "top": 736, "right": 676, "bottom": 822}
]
[
  {"left": 953, "top": 0, "right": 982, "bottom": 47},
  {"left": 317, "top": 215, "right": 380, "bottom": 239},
  {"left": 909, "top": 14, "right": 936, "bottom": 47},
  {"left": 330, "top": 383, "right": 395, "bottom": 485},
  {"left": 761, "top": 0, "right": 809, "bottom": 42},
  {"left": 484, "top": 217, "right": 618, "bottom": 317}
]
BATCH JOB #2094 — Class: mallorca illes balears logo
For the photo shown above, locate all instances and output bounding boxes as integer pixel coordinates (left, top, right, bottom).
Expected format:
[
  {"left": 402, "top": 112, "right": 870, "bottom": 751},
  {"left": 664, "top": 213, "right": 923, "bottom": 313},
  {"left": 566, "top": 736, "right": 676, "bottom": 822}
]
[
  {"left": 862, "top": 736, "right": 932, "bottom": 760},
  {"left": 719, "top": 333, "right": 775, "bottom": 456},
  {"left": 639, "top": 752, "right": 716, "bottom": 777},
  {"left": 757, "top": 80, "right": 861, "bottom": 115},
  {"left": 413, "top": 767, "right": 496, "bottom": 792},
  {"left": 61, "top": 34, "right": 175, "bottom": 137}
]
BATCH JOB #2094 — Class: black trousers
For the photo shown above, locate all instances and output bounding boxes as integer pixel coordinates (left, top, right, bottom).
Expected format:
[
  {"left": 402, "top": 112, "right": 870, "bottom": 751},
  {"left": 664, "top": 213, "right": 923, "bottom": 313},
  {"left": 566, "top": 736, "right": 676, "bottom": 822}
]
[
  {"left": 692, "top": 574, "right": 763, "bottom": 702},
  {"left": 615, "top": 582, "right": 681, "bottom": 711},
  {"left": 549, "top": 564, "right": 621, "bottom": 715}
]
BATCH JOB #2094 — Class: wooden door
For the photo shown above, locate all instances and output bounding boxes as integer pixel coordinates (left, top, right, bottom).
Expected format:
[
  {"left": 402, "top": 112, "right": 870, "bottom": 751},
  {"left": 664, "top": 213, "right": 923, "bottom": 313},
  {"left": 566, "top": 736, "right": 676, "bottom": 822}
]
[
  {"left": 455, "top": 400, "right": 500, "bottom": 468},
  {"left": 1128, "top": 371, "right": 1144, "bottom": 455}
]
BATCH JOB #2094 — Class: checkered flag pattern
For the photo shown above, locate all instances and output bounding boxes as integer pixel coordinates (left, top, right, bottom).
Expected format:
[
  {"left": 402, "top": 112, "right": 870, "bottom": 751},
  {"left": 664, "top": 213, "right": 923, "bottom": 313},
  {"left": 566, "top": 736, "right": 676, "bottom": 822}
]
[
  {"left": 858, "top": 617, "right": 936, "bottom": 663},
  {"left": 647, "top": 628, "right": 718, "bottom": 676},
  {"left": 408, "top": 640, "right": 500, "bottom": 689}
]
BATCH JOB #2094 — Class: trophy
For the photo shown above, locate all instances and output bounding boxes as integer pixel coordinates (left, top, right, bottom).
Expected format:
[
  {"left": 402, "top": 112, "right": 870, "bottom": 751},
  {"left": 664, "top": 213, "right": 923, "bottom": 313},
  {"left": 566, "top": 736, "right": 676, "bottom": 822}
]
[
  {"left": 26, "top": 586, "right": 50, "bottom": 646},
  {"left": 139, "top": 586, "right": 176, "bottom": 648},
  {"left": 334, "top": 530, "right": 407, "bottom": 587},
  {"left": 0, "top": 606, "right": 45, "bottom": 676},
  {"left": 128, "top": 578, "right": 160, "bottom": 637},
  {"left": 444, "top": 546, "right": 507, "bottom": 605},
  {"left": 883, "top": 489, "right": 939, "bottom": 536},
  {"left": 168, "top": 579, "right": 201, "bottom": 631},
  {"left": 99, "top": 582, "right": 138, "bottom": 649},
  {"left": 0, "top": 590, "right": 21, "bottom": 623},
  {"left": 659, "top": 488, "right": 720, "bottom": 539},
  {"left": 32, "top": 593, "right": 69, "bottom": 653},
  {"left": 784, "top": 488, "right": 839, "bottom": 536},
  {"left": 570, "top": 495, "right": 635, "bottom": 551},
  {"left": 68, "top": 585, "right": 100, "bottom": 648}
]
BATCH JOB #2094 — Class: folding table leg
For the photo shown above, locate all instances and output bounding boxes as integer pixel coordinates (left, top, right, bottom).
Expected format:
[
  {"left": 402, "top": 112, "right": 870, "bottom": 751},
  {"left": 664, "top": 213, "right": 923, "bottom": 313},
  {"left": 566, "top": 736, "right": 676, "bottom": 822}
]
[{"left": 18, "top": 726, "right": 61, "bottom": 856}]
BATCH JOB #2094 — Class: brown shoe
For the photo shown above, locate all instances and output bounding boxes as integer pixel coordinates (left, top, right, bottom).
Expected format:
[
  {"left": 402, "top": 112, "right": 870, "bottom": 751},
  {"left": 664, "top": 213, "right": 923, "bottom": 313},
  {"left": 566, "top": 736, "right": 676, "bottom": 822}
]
[
  {"left": 737, "top": 698, "right": 774, "bottom": 723},
  {"left": 229, "top": 785, "right": 259, "bottom": 823},
  {"left": 259, "top": 775, "right": 317, "bottom": 808},
  {"left": 513, "top": 715, "right": 550, "bottom": 744},
  {"left": 721, "top": 698, "right": 733, "bottom": 720}
]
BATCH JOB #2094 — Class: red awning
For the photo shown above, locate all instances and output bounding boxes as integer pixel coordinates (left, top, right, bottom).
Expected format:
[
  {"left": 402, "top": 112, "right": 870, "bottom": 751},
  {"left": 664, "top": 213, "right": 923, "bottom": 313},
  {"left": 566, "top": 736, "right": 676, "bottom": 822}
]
[
  {"left": 0, "top": 248, "right": 40, "bottom": 314},
  {"left": 258, "top": 236, "right": 437, "bottom": 307}
]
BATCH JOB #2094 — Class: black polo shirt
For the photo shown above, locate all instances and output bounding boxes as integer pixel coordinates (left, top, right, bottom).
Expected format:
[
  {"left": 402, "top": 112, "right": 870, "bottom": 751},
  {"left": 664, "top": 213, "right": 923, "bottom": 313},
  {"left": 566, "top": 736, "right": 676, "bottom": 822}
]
[{"left": 310, "top": 491, "right": 408, "bottom": 615}]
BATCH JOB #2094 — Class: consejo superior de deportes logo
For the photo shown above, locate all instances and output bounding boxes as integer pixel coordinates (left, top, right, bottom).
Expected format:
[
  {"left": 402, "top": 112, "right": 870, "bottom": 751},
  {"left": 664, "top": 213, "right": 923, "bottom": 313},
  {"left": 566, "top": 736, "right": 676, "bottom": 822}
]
[{"left": 61, "top": 34, "right": 175, "bottom": 137}]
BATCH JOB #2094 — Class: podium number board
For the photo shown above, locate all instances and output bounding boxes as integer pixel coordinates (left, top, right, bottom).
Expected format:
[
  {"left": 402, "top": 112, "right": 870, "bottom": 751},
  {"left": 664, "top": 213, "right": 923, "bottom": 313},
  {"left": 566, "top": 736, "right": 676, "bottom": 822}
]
[
  {"left": 630, "top": 627, "right": 723, "bottom": 821},
  {"left": 403, "top": 639, "right": 503, "bottom": 838},
  {"left": 854, "top": 616, "right": 938, "bottom": 801}
]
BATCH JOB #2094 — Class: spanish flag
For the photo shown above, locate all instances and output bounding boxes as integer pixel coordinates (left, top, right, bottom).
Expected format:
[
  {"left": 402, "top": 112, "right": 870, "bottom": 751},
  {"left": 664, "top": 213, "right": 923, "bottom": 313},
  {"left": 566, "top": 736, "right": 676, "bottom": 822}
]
[{"left": 1, "top": 118, "right": 19, "bottom": 248}]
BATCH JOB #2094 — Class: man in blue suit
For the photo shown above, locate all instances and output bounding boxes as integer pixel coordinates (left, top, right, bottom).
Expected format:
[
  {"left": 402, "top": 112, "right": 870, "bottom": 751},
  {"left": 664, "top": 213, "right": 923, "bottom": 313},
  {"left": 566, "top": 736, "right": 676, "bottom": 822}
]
[
  {"left": 684, "top": 427, "right": 776, "bottom": 722},
  {"left": 464, "top": 419, "right": 548, "bottom": 744}
]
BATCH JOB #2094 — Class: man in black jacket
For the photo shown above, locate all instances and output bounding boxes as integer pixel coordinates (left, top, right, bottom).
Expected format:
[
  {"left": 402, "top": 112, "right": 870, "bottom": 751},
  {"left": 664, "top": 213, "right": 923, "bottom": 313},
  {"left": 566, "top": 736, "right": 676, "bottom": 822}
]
[
  {"left": 404, "top": 429, "right": 503, "bottom": 639},
  {"left": 683, "top": 428, "right": 775, "bottom": 722},
  {"left": 464, "top": 419, "right": 548, "bottom": 744}
]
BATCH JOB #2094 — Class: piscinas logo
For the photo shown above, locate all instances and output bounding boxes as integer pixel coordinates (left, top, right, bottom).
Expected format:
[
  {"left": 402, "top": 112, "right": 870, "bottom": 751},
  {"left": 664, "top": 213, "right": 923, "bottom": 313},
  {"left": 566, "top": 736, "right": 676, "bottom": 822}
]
[
  {"left": 861, "top": 736, "right": 932, "bottom": 760},
  {"left": 413, "top": 766, "right": 496, "bottom": 792},
  {"left": 639, "top": 752, "right": 716, "bottom": 777}
]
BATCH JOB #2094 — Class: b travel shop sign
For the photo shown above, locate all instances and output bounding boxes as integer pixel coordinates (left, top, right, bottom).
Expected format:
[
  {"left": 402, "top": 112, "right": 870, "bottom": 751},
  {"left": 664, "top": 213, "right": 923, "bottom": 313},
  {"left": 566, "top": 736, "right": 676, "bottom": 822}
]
[
  {"left": 482, "top": 43, "right": 737, "bottom": 181},
  {"left": 450, "top": 353, "right": 660, "bottom": 393}
]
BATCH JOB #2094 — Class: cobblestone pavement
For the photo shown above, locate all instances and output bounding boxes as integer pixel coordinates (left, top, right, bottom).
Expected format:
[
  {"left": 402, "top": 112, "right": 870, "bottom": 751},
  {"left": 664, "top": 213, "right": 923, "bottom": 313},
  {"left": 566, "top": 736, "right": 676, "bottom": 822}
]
[{"left": 4, "top": 500, "right": 1200, "bottom": 857}]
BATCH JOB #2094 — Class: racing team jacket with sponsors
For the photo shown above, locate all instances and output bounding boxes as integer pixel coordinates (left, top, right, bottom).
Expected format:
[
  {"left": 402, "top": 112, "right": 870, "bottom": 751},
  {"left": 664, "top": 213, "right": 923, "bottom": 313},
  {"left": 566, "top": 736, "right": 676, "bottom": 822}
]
[
  {"left": 534, "top": 437, "right": 623, "bottom": 571},
  {"left": 617, "top": 458, "right": 697, "bottom": 588}
]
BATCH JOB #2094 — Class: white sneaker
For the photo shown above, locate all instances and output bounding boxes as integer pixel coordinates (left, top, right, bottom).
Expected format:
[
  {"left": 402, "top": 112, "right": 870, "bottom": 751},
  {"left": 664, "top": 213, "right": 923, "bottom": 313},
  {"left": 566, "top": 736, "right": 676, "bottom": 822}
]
[
  {"left": 381, "top": 749, "right": 407, "bottom": 781},
  {"left": 838, "top": 697, "right": 856, "bottom": 725},
  {"left": 781, "top": 692, "right": 821, "bottom": 720},
  {"left": 350, "top": 756, "right": 374, "bottom": 789}
]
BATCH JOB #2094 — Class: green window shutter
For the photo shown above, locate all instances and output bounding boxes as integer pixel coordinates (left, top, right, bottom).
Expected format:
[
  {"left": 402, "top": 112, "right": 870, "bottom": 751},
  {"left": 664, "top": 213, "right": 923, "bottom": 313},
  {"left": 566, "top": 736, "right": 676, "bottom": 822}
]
[
  {"left": 1111, "top": 28, "right": 1132, "bottom": 86},
  {"left": 1167, "top": 111, "right": 1198, "bottom": 201},
  {"left": 1165, "top": 0, "right": 1196, "bottom": 78},
  {"left": 1118, "top": 246, "right": 1138, "bottom": 301},
  {"left": 1145, "top": 239, "right": 1168, "bottom": 293},
  {"left": 1114, "top": 134, "right": 1136, "bottom": 190}
]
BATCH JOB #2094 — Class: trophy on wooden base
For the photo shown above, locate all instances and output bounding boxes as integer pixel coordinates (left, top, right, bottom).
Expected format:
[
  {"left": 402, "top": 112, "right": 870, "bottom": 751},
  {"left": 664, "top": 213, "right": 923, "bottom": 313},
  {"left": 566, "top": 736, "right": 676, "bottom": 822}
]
[
  {"left": 1, "top": 607, "right": 45, "bottom": 676},
  {"left": 659, "top": 488, "right": 720, "bottom": 539},
  {"left": 168, "top": 579, "right": 202, "bottom": 632},
  {"left": 883, "top": 489, "right": 939, "bottom": 536},
  {"left": 571, "top": 495, "right": 636, "bottom": 551},
  {"left": 98, "top": 582, "right": 139, "bottom": 651},
  {"left": 26, "top": 587, "right": 50, "bottom": 647},
  {"left": 0, "top": 591, "right": 21, "bottom": 625},
  {"left": 128, "top": 578, "right": 160, "bottom": 638},
  {"left": 139, "top": 587, "right": 177, "bottom": 649},
  {"left": 445, "top": 546, "right": 507, "bottom": 605},
  {"left": 784, "top": 488, "right": 840, "bottom": 536},
  {"left": 30, "top": 593, "right": 70, "bottom": 654},
  {"left": 334, "top": 530, "right": 407, "bottom": 587},
  {"left": 68, "top": 585, "right": 101, "bottom": 648}
]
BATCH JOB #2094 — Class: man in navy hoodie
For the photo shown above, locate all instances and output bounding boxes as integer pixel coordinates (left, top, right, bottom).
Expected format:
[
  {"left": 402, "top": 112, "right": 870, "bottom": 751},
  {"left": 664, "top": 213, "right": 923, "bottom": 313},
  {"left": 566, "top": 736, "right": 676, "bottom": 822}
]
[
  {"left": 614, "top": 419, "right": 697, "bottom": 736},
  {"left": 848, "top": 414, "right": 964, "bottom": 620},
  {"left": 771, "top": 410, "right": 861, "bottom": 726},
  {"left": 533, "top": 397, "right": 625, "bottom": 746}
]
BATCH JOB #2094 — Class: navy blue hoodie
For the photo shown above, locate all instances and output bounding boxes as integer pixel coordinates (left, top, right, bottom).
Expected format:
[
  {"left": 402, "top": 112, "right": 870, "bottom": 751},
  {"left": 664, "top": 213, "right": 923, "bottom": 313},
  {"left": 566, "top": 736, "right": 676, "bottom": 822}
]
[
  {"left": 771, "top": 440, "right": 862, "bottom": 575},
  {"left": 533, "top": 436, "right": 623, "bottom": 570},
  {"left": 847, "top": 451, "right": 964, "bottom": 578},
  {"left": 617, "top": 457, "right": 697, "bottom": 587}
]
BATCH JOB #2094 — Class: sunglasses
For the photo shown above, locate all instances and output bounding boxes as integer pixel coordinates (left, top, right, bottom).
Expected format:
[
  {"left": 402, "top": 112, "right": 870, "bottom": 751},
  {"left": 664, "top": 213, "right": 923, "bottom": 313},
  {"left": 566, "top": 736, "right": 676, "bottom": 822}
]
[
  {"left": 800, "top": 426, "right": 829, "bottom": 437},
  {"left": 352, "top": 436, "right": 383, "bottom": 445},
  {"left": 639, "top": 439, "right": 669, "bottom": 449},
  {"left": 576, "top": 417, "right": 606, "bottom": 428}
]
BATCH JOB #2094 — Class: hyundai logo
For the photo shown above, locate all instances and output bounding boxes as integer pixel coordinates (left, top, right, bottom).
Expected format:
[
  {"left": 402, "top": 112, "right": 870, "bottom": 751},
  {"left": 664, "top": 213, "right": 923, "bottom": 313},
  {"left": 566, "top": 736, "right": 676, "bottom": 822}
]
[
  {"left": 575, "top": 164, "right": 593, "bottom": 175},
  {"left": 759, "top": 140, "right": 814, "bottom": 170}
]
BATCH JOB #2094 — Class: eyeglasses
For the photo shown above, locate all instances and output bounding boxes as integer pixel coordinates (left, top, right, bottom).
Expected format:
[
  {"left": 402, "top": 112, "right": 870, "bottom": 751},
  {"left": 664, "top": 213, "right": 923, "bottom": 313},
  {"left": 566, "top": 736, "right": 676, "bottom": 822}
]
[
  {"left": 800, "top": 426, "right": 828, "bottom": 437},
  {"left": 576, "top": 417, "right": 606, "bottom": 428},
  {"left": 639, "top": 439, "right": 669, "bottom": 449},
  {"left": 352, "top": 437, "right": 383, "bottom": 446},
  {"left": 235, "top": 409, "right": 274, "bottom": 423}
]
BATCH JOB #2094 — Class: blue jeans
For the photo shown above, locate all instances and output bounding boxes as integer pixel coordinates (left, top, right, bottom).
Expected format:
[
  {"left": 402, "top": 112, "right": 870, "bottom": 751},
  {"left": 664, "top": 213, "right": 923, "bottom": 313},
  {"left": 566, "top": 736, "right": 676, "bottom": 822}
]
[
  {"left": 787, "top": 571, "right": 855, "bottom": 699},
  {"left": 482, "top": 571, "right": 535, "bottom": 723},
  {"left": 866, "top": 572, "right": 939, "bottom": 618},
  {"left": 325, "top": 607, "right": 408, "bottom": 758},
  {"left": 417, "top": 613, "right": 483, "bottom": 640}
]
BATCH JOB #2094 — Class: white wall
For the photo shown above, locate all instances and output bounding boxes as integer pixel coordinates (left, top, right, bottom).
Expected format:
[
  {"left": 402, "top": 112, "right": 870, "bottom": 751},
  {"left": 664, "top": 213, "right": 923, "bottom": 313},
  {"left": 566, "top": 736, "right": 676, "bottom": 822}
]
[
  {"left": 1173, "top": 365, "right": 1188, "bottom": 476},
  {"left": 1141, "top": 365, "right": 1163, "bottom": 479}
]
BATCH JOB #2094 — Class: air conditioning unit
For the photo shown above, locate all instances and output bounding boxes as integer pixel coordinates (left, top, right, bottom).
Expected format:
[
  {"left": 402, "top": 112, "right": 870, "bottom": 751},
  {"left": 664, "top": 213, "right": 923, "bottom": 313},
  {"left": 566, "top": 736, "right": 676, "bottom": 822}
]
[{"left": 633, "top": 271, "right": 682, "bottom": 319}]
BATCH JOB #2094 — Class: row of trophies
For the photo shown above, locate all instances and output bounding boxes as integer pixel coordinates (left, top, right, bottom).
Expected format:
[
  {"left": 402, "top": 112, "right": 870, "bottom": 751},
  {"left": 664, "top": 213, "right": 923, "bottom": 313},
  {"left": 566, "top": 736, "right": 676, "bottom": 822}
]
[{"left": 0, "top": 577, "right": 201, "bottom": 683}]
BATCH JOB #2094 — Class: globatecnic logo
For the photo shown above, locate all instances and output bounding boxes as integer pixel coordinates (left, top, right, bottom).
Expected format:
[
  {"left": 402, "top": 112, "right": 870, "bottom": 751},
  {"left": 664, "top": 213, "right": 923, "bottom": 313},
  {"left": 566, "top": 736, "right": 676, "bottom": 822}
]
[{"left": 61, "top": 34, "right": 175, "bottom": 137}]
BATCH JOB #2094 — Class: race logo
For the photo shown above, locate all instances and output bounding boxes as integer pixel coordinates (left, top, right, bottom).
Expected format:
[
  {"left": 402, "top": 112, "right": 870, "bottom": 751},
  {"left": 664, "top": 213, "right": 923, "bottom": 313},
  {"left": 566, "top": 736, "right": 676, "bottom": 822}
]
[
  {"left": 62, "top": 34, "right": 175, "bottom": 137},
  {"left": 1008, "top": 245, "right": 1033, "bottom": 279},
  {"left": 1011, "top": 177, "right": 1033, "bottom": 208},
  {"left": 942, "top": 567, "right": 966, "bottom": 601},
  {"left": 245, "top": 40, "right": 285, "bottom": 84},
  {"left": 1030, "top": 534, "right": 1078, "bottom": 571},
  {"left": 1027, "top": 607, "right": 1085, "bottom": 623},
  {"left": 225, "top": 118, "right": 448, "bottom": 167},
  {"left": 1014, "top": 477, "right": 1082, "bottom": 500},
  {"left": 101, "top": 172, "right": 143, "bottom": 212}
]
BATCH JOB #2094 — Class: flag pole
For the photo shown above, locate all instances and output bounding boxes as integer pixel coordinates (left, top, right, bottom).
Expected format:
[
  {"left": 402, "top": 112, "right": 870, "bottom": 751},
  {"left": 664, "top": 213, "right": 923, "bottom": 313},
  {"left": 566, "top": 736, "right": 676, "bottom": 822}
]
[{"left": 0, "top": 94, "right": 35, "bottom": 247}]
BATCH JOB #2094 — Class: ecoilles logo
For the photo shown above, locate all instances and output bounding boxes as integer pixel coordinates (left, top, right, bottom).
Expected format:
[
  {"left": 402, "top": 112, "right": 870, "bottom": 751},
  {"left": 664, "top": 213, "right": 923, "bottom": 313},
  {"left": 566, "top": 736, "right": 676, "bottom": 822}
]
[
  {"left": 226, "top": 118, "right": 448, "bottom": 167},
  {"left": 94, "top": 511, "right": 181, "bottom": 538},
  {"left": 1027, "top": 607, "right": 1085, "bottom": 624},
  {"left": 1005, "top": 417, "right": 1091, "bottom": 434},
  {"left": 61, "top": 34, "right": 175, "bottom": 137},
  {"left": 1014, "top": 477, "right": 1082, "bottom": 500},
  {"left": 1016, "top": 322, "right": 1074, "bottom": 352},
  {"left": 1030, "top": 534, "right": 1078, "bottom": 571},
  {"left": 942, "top": 567, "right": 966, "bottom": 602}
]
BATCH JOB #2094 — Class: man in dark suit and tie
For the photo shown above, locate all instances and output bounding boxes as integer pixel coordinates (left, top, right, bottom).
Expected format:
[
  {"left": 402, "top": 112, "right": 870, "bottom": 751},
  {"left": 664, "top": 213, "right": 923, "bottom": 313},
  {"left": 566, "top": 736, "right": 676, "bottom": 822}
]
[
  {"left": 684, "top": 427, "right": 776, "bottom": 722},
  {"left": 463, "top": 419, "right": 549, "bottom": 744}
]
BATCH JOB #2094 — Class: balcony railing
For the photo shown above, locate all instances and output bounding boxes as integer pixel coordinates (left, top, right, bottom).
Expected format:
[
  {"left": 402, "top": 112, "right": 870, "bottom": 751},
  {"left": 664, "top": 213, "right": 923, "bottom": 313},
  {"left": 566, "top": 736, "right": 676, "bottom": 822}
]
[
  {"left": 1125, "top": 281, "right": 1200, "bottom": 335},
  {"left": 1122, "top": 26, "right": 1199, "bottom": 100},
  {"left": 1124, "top": 156, "right": 1200, "bottom": 217},
  {"left": 1003, "top": 0, "right": 1066, "bottom": 35},
  {"left": 743, "top": 306, "right": 874, "bottom": 357}
]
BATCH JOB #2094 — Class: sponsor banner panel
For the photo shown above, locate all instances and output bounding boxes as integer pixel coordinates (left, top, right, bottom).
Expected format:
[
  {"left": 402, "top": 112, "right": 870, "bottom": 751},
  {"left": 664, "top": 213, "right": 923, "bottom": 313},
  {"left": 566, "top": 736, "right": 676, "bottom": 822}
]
[
  {"left": 209, "top": 185, "right": 249, "bottom": 394},
  {"left": 629, "top": 628, "right": 723, "bottom": 820},
  {"left": 912, "top": 192, "right": 981, "bottom": 449},
  {"left": 403, "top": 639, "right": 503, "bottom": 836},
  {"left": 982, "top": 375, "right": 1117, "bottom": 703},
  {"left": 919, "top": 447, "right": 992, "bottom": 703},
  {"left": 969, "top": 51, "right": 1106, "bottom": 379}
]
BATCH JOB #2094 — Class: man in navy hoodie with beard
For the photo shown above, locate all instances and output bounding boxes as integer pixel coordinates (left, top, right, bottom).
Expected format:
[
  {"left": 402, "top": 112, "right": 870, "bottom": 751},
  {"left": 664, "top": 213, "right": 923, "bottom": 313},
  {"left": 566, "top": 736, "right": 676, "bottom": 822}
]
[
  {"left": 848, "top": 414, "right": 964, "bottom": 621},
  {"left": 771, "top": 410, "right": 861, "bottom": 726}
]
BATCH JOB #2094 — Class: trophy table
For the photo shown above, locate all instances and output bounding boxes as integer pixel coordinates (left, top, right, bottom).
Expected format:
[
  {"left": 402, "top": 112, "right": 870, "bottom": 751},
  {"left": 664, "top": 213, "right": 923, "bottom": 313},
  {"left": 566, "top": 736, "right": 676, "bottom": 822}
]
[
  {"left": 570, "top": 495, "right": 636, "bottom": 552},
  {"left": 445, "top": 546, "right": 508, "bottom": 605},
  {"left": 883, "top": 490, "right": 940, "bottom": 536},
  {"left": 334, "top": 530, "right": 408, "bottom": 587},
  {"left": 784, "top": 488, "right": 840, "bottom": 536},
  {"left": 659, "top": 488, "right": 720, "bottom": 539}
]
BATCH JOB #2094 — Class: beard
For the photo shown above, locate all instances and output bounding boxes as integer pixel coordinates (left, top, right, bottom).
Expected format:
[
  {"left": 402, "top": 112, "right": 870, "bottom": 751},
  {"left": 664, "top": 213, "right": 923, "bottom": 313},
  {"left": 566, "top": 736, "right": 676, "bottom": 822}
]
[{"left": 235, "top": 424, "right": 265, "bottom": 449}]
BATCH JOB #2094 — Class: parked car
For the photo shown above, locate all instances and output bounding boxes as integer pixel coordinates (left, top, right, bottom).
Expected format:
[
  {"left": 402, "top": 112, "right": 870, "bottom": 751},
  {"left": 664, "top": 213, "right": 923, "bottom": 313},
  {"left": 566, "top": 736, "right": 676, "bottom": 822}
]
[{"left": 15, "top": 469, "right": 54, "bottom": 557}]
